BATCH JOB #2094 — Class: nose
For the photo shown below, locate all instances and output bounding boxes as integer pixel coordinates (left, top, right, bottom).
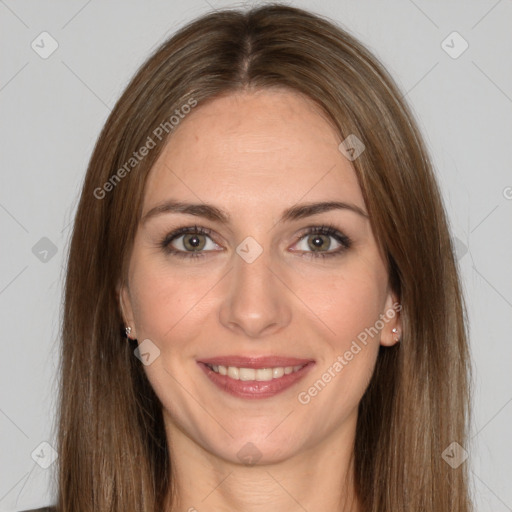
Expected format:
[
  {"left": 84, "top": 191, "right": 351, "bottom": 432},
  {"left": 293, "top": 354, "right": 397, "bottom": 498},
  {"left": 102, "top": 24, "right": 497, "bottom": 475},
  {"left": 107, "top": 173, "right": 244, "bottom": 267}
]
[{"left": 218, "top": 243, "right": 292, "bottom": 339}]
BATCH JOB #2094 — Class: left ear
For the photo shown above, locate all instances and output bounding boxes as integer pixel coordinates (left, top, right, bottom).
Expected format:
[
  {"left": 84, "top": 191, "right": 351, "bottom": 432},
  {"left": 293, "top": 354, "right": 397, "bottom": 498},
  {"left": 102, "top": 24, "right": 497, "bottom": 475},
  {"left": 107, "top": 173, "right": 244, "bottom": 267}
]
[{"left": 380, "top": 290, "right": 402, "bottom": 347}]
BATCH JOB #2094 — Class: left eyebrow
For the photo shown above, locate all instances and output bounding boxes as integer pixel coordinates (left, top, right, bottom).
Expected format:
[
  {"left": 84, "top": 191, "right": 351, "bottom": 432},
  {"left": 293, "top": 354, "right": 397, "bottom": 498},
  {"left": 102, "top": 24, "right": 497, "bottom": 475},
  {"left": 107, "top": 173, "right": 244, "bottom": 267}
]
[
  {"left": 280, "top": 201, "right": 368, "bottom": 222},
  {"left": 141, "top": 199, "right": 368, "bottom": 225}
]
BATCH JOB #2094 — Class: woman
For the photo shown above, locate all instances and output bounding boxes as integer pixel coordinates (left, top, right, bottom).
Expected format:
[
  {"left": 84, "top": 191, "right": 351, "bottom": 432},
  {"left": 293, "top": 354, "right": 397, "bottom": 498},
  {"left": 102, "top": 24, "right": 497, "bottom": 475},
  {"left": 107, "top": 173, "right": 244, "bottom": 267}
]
[{"left": 27, "top": 4, "right": 473, "bottom": 511}]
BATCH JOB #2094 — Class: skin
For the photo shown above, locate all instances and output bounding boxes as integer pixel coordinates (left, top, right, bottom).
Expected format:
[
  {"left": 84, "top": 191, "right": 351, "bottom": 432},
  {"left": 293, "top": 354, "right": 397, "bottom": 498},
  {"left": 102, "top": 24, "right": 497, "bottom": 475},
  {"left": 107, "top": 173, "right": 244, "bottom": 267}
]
[{"left": 120, "top": 89, "right": 401, "bottom": 512}]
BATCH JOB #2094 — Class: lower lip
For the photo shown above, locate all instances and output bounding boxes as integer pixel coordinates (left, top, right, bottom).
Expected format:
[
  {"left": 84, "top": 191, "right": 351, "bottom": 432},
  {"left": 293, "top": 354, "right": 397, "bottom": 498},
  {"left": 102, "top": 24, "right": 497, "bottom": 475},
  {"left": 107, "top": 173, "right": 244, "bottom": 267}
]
[{"left": 198, "top": 362, "right": 315, "bottom": 399}]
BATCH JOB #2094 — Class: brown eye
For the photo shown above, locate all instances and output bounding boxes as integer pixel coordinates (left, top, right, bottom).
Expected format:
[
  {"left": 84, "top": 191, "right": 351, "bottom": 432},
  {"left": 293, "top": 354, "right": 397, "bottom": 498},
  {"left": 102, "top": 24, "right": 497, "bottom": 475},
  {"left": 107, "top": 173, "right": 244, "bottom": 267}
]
[
  {"left": 306, "top": 233, "right": 332, "bottom": 252},
  {"left": 160, "top": 225, "right": 221, "bottom": 259},
  {"left": 180, "top": 233, "right": 207, "bottom": 252},
  {"left": 291, "top": 225, "right": 352, "bottom": 259}
]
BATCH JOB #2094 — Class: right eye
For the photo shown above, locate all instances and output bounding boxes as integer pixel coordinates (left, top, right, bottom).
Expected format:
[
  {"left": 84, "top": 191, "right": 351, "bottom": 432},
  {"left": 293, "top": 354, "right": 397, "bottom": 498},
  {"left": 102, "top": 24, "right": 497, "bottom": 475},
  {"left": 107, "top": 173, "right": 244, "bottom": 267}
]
[{"left": 160, "top": 225, "right": 222, "bottom": 259}]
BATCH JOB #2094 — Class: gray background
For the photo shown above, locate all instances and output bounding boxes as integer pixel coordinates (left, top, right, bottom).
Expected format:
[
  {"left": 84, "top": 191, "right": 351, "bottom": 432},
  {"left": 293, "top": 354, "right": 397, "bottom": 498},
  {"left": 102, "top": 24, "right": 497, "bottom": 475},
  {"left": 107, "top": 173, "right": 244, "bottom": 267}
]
[{"left": 1, "top": 0, "right": 511, "bottom": 510}]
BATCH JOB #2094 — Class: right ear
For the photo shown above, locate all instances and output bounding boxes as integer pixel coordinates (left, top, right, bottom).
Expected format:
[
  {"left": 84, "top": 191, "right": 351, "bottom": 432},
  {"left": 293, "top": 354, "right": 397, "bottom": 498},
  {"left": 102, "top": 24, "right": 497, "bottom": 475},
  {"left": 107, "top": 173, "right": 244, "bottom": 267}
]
[{"left": 117, "top": 280, "right": 137, "bottom": 339}]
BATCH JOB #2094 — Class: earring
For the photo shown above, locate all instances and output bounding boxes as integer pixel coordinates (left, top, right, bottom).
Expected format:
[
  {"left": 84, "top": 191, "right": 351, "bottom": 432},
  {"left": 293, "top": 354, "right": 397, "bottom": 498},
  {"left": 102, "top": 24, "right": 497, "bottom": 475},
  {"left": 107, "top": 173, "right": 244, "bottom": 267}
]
[
  {"left": 391, "top": 327, "right": 400, "bottom": 342},
  {"left": 125, "top": 326, "right": 132, "bottom": 338}
]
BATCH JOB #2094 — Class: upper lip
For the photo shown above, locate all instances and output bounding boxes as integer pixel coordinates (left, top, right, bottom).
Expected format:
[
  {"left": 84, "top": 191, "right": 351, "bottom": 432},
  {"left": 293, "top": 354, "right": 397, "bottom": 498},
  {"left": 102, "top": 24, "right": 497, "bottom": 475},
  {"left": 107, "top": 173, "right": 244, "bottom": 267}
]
[{"left": 198, "top": 355, "right": 314, "bottom": 369}]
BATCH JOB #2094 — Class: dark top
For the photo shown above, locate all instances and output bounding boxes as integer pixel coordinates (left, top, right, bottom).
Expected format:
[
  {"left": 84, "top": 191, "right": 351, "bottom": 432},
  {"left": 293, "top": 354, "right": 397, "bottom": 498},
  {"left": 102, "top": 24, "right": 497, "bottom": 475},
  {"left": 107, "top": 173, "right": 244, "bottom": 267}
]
[{"left": 19, "top": 508, "right": 56, "bottom": 512}]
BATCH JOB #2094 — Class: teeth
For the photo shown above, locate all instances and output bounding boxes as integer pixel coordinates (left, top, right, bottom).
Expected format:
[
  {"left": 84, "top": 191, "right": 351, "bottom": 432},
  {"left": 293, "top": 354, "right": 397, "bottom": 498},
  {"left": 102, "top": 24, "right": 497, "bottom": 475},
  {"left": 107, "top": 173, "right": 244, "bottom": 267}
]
[
  {"left": 208, "top": 364, "right": 305, "bottom": 381},
  {"left": 273, "top": 367, "right": 284, "bottom": 378},
  {"left": 227, "top": 366, "right": 239, "bottom": 379}
]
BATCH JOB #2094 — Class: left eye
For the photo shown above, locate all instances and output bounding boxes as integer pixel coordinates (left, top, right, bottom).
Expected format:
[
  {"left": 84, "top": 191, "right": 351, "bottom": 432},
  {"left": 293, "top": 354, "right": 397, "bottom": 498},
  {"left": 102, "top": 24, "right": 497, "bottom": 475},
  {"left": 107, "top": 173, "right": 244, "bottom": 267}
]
[
  {"left": 294, "top": 233, "right": 341, "bottom": 252},
  {"left": 290, "top": 226, "right": 351, "bottom": 258}
]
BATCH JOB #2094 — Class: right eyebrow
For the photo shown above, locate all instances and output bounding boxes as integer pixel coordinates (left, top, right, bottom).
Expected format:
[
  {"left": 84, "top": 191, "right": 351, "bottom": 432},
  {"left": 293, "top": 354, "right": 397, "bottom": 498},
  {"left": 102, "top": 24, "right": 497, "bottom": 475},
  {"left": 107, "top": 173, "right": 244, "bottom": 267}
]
[{"left": 142, "top": 200, "right": 229, "bottom": 224}]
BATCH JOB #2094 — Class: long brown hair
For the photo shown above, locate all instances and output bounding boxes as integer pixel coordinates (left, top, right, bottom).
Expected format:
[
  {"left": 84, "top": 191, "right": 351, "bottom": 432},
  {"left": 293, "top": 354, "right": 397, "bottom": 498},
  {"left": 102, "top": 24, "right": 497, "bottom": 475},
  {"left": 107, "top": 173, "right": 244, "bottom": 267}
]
[{"left": 58, "top": 4, "right": 473, "bottom": 511}]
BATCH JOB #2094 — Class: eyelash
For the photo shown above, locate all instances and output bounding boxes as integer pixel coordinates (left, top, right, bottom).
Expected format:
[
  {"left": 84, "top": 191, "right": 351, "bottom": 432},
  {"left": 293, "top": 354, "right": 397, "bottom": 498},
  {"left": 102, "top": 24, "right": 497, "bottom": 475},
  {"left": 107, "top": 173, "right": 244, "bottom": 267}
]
[{"left": 159, "top": 224, "right": 352, "bottom": 260}]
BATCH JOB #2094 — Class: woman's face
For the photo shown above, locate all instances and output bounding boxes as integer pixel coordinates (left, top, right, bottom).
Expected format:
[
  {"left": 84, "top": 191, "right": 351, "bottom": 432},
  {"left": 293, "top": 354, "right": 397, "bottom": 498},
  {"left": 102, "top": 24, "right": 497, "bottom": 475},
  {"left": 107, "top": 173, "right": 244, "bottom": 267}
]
[{"left": 120, "top": 89, "right": 400, "bottom": 465}]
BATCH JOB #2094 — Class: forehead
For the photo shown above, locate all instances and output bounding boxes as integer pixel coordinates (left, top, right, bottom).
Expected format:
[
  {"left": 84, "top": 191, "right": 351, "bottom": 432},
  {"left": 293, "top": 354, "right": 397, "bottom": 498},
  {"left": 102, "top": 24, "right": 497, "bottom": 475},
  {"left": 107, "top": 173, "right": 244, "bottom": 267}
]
[{"left": 143, "top": 89, "right": 364, "bottom": 214}]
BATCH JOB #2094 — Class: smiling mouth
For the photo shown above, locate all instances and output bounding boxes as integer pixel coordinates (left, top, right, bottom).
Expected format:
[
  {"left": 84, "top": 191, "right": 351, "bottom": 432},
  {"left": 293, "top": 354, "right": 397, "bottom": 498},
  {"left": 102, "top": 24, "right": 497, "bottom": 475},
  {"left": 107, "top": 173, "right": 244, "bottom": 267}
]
[
  {"left": 197, "top": 357, "right": 315, "bottom": 400},
  {"left": 204, "top": 363, "right": 307, "bottom": 381}
]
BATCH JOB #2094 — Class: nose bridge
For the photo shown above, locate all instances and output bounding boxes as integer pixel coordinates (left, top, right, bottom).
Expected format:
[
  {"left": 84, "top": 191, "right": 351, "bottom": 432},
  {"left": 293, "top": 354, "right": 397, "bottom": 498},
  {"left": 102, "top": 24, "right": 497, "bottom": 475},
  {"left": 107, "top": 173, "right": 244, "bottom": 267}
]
[{"left": 218, "top": 236, "right": 291, "bottom": 338}]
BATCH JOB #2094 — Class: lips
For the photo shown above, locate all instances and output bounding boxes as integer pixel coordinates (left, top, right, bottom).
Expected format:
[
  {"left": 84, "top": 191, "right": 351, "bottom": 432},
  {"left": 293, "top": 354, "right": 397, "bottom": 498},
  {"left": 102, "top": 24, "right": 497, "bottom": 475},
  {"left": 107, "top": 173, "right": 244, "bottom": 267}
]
[{"left": 197, "top": 355, "right": 315, "bottom": 399}]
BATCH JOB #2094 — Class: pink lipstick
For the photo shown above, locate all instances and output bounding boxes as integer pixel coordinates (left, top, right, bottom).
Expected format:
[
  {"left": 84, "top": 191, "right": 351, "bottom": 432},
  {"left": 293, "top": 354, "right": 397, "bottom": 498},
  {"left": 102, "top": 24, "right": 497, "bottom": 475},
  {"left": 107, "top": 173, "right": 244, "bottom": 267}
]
[{"left": 197, "top": 355, "right": 315, "bottom": 399}]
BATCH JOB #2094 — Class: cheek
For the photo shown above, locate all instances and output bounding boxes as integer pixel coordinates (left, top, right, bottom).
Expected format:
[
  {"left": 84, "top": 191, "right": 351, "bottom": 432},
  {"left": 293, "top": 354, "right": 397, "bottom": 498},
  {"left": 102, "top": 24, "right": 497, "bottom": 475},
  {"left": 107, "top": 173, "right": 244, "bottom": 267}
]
[
  {"left": 331, "top": 277, "right": 384, "bottom": 343},
  {"left": 297, "top": 257, "right": 388, "bottom": 349},
  {"left": 294, "top": 266, "right": 386, "bottom": 417},
  {"left": 128, "top": 253, "right": 220, "bottom": 345}
]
